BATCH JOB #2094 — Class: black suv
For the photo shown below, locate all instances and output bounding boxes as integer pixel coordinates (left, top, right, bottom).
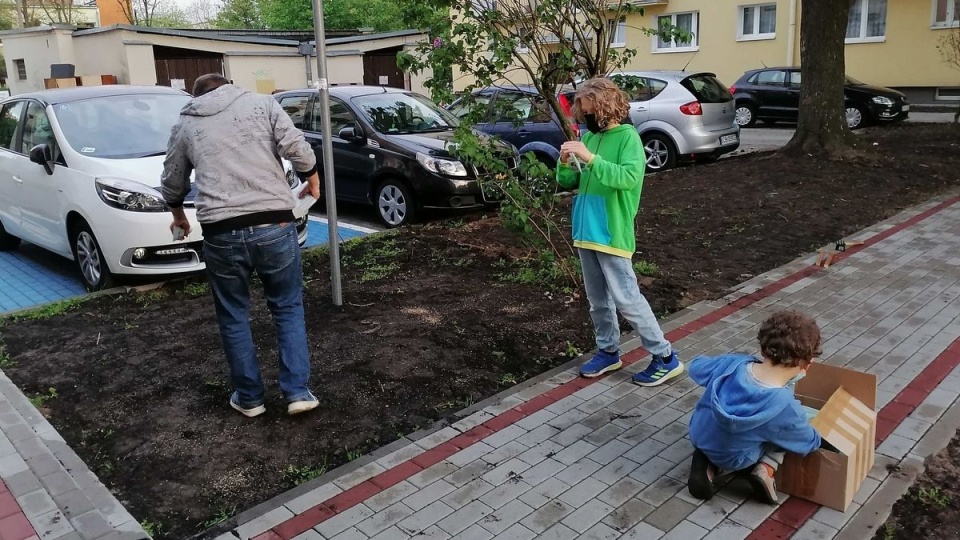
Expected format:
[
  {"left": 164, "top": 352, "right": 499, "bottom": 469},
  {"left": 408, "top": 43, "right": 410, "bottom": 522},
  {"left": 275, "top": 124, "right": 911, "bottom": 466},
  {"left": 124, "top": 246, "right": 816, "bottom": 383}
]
[
  {"left": 731, "top": 68, "right": 909, "bottom": 130},
  {"left": 274, "top": 86, "right": 517, "bottom": 227}
]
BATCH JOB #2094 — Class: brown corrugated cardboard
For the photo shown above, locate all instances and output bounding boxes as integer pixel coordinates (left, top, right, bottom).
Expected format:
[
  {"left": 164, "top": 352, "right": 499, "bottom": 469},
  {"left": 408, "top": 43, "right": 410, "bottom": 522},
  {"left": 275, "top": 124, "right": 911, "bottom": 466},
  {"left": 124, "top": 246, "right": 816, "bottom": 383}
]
[{"left": 776, "top": 363, "right": 877, "bottom": 512}]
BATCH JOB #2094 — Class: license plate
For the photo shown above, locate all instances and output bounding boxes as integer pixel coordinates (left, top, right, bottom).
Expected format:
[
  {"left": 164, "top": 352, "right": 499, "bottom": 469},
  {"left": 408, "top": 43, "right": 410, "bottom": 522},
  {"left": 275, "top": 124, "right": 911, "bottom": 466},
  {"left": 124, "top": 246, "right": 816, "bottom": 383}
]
[
  {"left": 902, "top": 104, "right": 910, "bottom": 112},
  {"left": 721, "top": 134, "right": 738, "bottom": 146}
]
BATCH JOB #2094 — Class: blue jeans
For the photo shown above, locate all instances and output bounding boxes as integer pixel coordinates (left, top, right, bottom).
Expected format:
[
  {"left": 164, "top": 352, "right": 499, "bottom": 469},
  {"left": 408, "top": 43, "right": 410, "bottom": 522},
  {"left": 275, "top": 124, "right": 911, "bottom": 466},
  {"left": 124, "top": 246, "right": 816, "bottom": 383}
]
[
  {"left": 579, "top": 248, "right": 672, "bottom": 356},
  {"left": 203, "top": 223, "right": 312, "bottom": 406}
]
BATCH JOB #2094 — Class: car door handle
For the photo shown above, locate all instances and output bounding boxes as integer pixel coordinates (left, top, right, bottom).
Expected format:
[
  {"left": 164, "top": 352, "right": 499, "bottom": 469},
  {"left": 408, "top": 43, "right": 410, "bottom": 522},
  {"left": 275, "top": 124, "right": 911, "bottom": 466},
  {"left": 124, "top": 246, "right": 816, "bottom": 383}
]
[
  {"left": 517, "top": 130, "right": 531, "bottom": 137},
  {"left": 12, "top": 176, "right": 22, "bottom": 183}
]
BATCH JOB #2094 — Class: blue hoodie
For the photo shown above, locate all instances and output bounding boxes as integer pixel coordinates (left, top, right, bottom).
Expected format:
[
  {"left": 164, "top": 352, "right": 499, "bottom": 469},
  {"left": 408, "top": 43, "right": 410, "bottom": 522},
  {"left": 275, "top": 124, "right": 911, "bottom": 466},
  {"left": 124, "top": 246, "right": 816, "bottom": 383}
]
[{"left": 688, "top": 354, "right": 821, "bottom": 471}]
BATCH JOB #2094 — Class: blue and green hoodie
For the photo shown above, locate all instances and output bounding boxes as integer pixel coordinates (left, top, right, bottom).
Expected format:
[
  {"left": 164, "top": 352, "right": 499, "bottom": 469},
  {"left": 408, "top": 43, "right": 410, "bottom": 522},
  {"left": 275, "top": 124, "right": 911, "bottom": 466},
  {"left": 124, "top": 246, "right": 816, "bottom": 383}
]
[{"left": 556, "top": 124, "right": 645, "bottom": 259}]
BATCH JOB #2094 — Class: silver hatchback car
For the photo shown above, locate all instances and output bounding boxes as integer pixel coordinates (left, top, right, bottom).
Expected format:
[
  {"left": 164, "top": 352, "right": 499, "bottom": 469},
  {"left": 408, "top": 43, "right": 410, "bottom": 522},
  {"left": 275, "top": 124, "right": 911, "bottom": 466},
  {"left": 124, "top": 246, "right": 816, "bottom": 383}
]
[{"left": 608, "top": 71, "right": 741, "bottom": 172}]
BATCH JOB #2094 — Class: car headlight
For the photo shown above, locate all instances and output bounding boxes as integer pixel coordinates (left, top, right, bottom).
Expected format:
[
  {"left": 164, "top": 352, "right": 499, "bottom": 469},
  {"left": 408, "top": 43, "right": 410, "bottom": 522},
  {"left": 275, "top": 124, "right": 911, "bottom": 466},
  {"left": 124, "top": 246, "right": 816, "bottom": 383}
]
[
  {"left": 871, "top": 96, "right": 895, "bottom": 106},
  {"left": 95, "top": 177, "right": 167, "bottom": 212},
  {"left": 417, "top": 152, "right": 468, "bottom": 177}
]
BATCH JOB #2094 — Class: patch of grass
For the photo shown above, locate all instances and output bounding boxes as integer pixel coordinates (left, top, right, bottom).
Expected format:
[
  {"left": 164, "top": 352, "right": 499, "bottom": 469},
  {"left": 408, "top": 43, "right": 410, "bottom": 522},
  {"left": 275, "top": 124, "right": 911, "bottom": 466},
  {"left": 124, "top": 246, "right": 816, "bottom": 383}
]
[
  {"left": 29, "top": 387, "right": 58, "bottom": 409},
  {"left": 181, "top": 282, "right": 210, "bottom": 297},
  {"left": 495, "top": 252, "right": 581, "bottom": 290},
  {"left": 500, "top": 373, "right": 518, "bottom": 387},
  {"left": 564, "top": 341, "right": 583, "bottom": 359},
  {"left": 882, "top": 522, "right": 897, "bottom": 540},
  {"left": 346, "top": 449, "right": 363, "bottom": 462},
  {"left": 0, "top": 346, "right": 15, "bottom": 370},
  {"left": 283, "top": 462, "right": 327, "bottom": 486},
  {"left": 448, "top": 218, "right": 466, "bottom": 229},
  {"left": 140, "top": 520, "right": 164, "bottom": 538},
  {"left": 345, "top": 237, "right": 404, "bottom": 283},
  {"left": 136, "top": 290, "right": 167, "bottom": 306},
  {"left": 633, "top": 260, "right": 659, "bottom": 278},
  {"left": 198, "top": 505, "right": 236, "bottom": 530},
  {"left": 12, "top": 297, "right": 85, "bottom": 321},
  {"left": 917, "top": 486, "right": 951, "bottom": 508},
  {"left": 433, "top": 395, "right": 475, "bottom": 413}
]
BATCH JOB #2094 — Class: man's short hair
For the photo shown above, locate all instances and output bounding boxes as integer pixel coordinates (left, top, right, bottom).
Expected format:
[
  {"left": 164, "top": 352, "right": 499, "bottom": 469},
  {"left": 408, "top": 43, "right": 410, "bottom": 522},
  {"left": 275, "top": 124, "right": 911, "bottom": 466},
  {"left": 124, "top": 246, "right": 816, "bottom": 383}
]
[
  {"left": 193, "top": 74, "right": 230, "bottom": 97},
  {"left": 757, "top": 311, "right": 822, "bottom": 367}
]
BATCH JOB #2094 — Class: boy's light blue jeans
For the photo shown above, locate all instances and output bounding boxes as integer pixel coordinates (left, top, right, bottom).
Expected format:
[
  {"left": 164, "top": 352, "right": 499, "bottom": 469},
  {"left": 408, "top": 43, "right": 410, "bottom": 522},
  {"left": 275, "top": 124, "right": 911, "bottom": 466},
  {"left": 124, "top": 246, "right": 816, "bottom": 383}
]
[{"left": 579, "top": 248, "right": 672, "bottom": 357}]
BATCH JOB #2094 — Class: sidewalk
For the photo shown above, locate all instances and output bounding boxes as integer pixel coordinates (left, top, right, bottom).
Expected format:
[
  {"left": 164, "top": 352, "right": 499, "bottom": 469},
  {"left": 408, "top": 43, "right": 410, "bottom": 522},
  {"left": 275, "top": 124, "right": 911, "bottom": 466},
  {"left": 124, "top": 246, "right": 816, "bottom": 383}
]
[{"left": 217, "top": 193, "right": 960, "bottom": 540}]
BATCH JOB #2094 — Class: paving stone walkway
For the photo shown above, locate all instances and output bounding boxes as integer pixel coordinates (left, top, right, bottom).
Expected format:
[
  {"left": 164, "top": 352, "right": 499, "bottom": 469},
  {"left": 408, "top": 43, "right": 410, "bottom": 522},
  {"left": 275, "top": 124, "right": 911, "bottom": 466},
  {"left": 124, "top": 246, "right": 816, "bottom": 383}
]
[
  {"left": 4, "top": 194, "right": 960, "bottom": 540},
  {"left": 214, "top": 194, "right": 960, "bottom": 540}
]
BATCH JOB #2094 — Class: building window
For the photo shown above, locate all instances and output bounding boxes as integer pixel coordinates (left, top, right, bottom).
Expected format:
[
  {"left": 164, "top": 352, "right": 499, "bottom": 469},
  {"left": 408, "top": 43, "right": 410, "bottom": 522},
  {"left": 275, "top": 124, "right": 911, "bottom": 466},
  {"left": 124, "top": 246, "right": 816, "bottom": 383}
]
[
  {"left": 739, "top": 4, "right": 776, "bottom": 40},
  {"left": 608, "top": 17, "right": 627, "bottom": 48},
  {"left": 936, "top": 87, "right": 960, "bottom": 101},
  {"left": 655, "top": 12, "right": 699, "bottom": 52},
  {"left": 933, "top": 0, "right": 960, "bottom": 27},
  {"left": 846, "top": 0, "right": 887, "bottom": 42},
  {"left": 13, "top": 59, "right": 26, "bottom": 81}
]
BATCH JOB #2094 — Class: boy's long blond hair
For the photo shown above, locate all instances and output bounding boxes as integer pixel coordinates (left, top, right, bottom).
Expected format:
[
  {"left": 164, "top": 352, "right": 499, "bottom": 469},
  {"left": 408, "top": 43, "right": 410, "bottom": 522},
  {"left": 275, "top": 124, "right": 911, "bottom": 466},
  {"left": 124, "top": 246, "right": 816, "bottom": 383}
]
[{"left": 571, "top": 77, "right": 631, "bottom": 126}]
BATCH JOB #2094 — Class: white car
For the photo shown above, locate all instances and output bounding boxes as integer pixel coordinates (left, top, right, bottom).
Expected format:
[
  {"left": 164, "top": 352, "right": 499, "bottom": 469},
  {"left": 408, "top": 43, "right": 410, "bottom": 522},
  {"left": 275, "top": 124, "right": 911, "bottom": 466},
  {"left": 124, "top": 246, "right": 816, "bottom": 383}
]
[{"left": 0, "top": 86, "right": 308, "bottom": 291}]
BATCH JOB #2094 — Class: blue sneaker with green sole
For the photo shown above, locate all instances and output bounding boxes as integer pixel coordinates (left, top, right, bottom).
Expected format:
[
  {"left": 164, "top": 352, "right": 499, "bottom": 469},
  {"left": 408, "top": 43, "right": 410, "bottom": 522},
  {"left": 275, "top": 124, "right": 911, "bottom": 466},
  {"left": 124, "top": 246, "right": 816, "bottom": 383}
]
[
  {"left": 579, "top": 350, "right": 623, "bottom": 378},
  {"left": 632, "top": 351, "right": 684, "bottom": 386}
]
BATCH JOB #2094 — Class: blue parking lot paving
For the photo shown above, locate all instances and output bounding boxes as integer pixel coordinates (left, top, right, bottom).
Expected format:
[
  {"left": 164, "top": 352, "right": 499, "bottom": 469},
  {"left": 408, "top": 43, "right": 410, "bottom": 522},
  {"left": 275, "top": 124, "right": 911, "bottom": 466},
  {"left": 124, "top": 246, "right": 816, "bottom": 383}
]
[
  {"left": 0, "top": 245, "right": 86, "bottom": 314},
  {"left": 0, "top": 218, "right": 373, "bottom": 315}
]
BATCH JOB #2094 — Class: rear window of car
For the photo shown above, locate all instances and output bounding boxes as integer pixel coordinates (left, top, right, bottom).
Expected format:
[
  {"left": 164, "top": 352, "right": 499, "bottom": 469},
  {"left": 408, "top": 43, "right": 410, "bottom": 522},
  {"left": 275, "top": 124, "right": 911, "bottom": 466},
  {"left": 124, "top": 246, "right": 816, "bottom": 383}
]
[
  {"left": 609, "top": 75, "right": 668, "bottom": 102},
  {"left": 681, "top": 74, "right": 733, "bottom": 104}
]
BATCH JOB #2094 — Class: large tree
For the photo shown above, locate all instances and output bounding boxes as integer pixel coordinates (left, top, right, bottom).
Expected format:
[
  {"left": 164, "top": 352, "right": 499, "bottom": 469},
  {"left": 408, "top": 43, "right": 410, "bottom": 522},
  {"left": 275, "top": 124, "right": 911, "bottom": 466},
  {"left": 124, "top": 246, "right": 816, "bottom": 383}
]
[
  {"left": 937, "top": 21, "right": 960, "bottom": 123},
  {"left": 214, "top": 0, "right": 264, "bottom": 29},
  {"left": 117, "top": 0, "right": 190, "bottom": 27},
  {"left": 259, "top": 0, "right": 440, "bottom": 31},
  {"left": 781, "top": 0, "right": 858, "bottom": 158}
]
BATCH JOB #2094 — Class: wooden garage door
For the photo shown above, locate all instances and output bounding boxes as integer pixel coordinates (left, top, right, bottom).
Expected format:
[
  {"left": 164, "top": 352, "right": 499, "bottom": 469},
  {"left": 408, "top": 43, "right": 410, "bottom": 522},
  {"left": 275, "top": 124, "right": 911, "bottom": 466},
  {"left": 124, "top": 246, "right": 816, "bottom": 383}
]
[
  {"left": 363, "top": 48, "right": 405, "bottom": 89},
  {"left": 154, "top": 46, "right": 224, "bottom": 94}
]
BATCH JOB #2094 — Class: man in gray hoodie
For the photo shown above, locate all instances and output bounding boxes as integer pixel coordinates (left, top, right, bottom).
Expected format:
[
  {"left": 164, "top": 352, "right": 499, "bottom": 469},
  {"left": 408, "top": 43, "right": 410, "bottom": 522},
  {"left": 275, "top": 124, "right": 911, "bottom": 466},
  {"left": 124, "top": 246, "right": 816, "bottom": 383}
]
[{"left": 161, "top": 74, "right": 321, "bottom": 418}]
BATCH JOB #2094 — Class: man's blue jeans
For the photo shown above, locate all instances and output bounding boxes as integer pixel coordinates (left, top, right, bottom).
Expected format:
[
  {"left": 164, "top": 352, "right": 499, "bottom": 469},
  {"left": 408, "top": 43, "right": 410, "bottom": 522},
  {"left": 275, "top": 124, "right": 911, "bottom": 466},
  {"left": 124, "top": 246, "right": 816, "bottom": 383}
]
[
  {"left": 579, "top": 248, "right": 672, "bottom": 357},
  {"left": 203, "top": 223, "right": 312, "bottom": 407}
]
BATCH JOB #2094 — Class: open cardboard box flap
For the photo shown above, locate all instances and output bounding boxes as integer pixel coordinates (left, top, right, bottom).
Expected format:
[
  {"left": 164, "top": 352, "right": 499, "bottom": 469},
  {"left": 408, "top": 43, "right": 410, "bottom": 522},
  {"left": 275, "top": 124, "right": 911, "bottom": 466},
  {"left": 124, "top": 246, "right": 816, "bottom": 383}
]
[{"left": 777, "top": 362, "right": 878, "bottom": 512}]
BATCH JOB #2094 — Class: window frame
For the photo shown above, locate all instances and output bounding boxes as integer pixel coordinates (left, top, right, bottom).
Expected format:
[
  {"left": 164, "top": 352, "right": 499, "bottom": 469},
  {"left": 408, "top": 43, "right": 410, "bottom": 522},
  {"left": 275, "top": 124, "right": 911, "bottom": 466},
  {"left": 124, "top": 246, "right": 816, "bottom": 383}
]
[
  {"left": 846, "top": 0, "right": 887, "bottom": 44},
  {"left": 13, "top": 59, "right": 26, "bottom": 81},
  {"left": 738, "top": 3, "right": 777, "bottom": 41},
  {"left": 0, "top": 100, "right": 27, "bottom": 154},
  {"left": 608, "top": 17, "right": 627, "bottom": 48},
  {"left": 935, "top": 87, "right": 960, "bottom": 101},
  {"left": 932, "top": 0, "right": 960, "bottom": 28},
  {"left": 653, "top": 11, "right": 700, "bottom": 53},
  {"left": 277, "top": 93, "right": 311, "bottom": 130}
]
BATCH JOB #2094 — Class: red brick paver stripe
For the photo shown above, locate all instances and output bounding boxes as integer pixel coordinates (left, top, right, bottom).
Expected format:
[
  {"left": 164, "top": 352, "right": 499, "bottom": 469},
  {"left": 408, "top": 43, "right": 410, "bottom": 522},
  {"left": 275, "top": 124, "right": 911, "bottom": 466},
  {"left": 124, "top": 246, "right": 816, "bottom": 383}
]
[
  {"left": 747, "top": 330, "right": 960, "bottom": 539},
  {"left": 254, "top": 197, "right": 960, "bottom": 540},
  {"left": 0, "top": 479, "right": 39, "bottom": 540}
]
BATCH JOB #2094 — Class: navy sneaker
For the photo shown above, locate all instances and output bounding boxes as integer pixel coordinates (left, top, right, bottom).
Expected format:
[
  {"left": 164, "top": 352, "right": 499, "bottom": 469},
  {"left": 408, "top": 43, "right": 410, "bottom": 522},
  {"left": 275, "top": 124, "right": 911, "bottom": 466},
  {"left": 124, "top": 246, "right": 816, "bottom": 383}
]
[
  {"left": 632, "top": 351, "right": 684, "bottom": 386},
  {"left": 230, "top": 392, "right": 266, "bottom": 418},
  {"left": 579, "top": 350, "right": 623, "bottom": 378}
]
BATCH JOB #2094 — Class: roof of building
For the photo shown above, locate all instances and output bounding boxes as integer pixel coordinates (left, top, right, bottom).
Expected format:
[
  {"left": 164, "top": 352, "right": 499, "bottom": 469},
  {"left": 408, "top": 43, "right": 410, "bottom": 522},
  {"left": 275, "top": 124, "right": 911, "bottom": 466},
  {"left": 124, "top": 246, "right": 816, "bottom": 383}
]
[{"left": 9, "top": 85, "right": 188, "bottom": 105}]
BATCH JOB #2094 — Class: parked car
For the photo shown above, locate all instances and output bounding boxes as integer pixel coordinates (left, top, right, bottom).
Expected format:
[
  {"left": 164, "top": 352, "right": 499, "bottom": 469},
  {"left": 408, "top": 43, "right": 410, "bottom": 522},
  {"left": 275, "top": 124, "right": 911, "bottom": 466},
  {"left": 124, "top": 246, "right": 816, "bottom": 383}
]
[
  {"left": 447, "top": 86, "right": 570, "bottom": 168},
  {"left": 730, "top": 68, "right": 909, "bottom": 129},
  {"left": 274, "top": 86, "right": 518, "bottom": 228},
  {"left": 0, "top": 86, "right": 308, "bottom": 291},
  {"left": 602, "top": 71, "right": 741, "bottom": 172}
]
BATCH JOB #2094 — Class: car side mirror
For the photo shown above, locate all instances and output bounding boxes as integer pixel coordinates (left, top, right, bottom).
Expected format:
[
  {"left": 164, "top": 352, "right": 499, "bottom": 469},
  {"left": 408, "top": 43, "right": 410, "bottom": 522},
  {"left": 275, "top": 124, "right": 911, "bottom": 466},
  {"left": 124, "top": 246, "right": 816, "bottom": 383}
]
[
  {"left": 29, "top": 144, "right": 55, "bottom": 175},
  {"left": 339, "top": 127, "right": 365, "bottom": 144}
]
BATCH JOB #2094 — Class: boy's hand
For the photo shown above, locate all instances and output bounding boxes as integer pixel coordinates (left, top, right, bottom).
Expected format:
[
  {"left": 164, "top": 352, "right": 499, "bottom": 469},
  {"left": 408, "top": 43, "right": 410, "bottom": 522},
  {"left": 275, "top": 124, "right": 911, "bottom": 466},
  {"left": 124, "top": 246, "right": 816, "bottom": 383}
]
[{"left": 560, "top": 141, "right": 593, "bottom": 164}]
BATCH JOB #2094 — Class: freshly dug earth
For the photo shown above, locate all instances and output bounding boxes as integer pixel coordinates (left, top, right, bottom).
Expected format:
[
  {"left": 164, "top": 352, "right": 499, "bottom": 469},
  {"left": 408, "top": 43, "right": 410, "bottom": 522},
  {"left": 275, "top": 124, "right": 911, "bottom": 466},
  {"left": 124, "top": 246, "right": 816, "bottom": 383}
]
[
  {"left": 875, "top": 429, "right": 960, "bottom": 540},
  {"left": 1, "top": 123, "right": 958, "bottom": 539}
]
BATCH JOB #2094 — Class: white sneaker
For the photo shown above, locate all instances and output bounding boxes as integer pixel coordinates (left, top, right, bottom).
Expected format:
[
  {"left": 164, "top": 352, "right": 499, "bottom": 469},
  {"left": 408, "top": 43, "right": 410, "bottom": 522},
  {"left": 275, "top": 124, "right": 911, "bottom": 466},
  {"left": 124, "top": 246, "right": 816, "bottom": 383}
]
[
  {"left": 230, "top": 393, "right": 266, "bottom": 418},
  {"left": 287, "top": 393, "right": 320, "bottom": 416}
]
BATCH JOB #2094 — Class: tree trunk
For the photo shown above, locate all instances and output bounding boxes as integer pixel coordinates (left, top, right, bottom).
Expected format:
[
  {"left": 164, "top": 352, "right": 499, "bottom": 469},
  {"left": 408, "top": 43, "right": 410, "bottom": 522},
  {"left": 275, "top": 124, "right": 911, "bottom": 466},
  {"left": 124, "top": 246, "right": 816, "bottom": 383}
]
[{"left": 781, "top": 0, "right": 858, "bottom": 158}]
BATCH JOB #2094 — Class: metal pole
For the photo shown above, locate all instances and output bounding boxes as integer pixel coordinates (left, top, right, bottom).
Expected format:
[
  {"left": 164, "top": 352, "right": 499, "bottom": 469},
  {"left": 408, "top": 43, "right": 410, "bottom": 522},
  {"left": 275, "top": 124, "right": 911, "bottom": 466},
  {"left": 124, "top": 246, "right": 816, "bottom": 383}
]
[{"left": 312, "top": 0, "right": 343, "bottom": 306}]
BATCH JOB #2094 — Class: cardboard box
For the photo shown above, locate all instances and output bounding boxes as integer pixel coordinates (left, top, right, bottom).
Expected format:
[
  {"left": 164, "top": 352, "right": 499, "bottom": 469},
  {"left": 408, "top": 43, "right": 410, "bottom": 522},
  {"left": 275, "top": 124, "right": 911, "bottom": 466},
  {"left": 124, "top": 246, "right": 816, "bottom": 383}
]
[{"left": 776, "top": 362, "right": 877, "bottom": 512}]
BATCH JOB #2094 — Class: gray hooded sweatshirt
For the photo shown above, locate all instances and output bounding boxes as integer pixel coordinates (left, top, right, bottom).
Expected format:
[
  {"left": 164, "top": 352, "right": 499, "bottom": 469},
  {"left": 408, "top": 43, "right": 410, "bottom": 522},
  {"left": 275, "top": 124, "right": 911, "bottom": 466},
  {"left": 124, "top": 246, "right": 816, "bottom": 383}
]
[{"left": 160, "top": 84, "right": 317, "bottom": 230}]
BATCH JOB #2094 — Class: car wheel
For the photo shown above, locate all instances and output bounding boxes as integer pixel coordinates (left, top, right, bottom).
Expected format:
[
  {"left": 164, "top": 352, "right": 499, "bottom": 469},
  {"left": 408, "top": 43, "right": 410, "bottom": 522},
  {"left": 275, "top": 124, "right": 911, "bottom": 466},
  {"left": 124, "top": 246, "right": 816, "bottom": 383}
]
[
  {"left": 735, "top": 105, "right": 757, "bottom": 127},
  {"left": 642, "top": 134, "right": 677, "bottom": 172},
  {"left": 0, "top": 220, "right": 21, "bottom": 251},
  {"left": 375, "top": 179, "right": 415, "bottom": 228},
  {"left": 70, "top": 221, "right": 114, "bottom": 292},
  {"left": 846, "top": 106, "right": 866, "bottom": 130}
]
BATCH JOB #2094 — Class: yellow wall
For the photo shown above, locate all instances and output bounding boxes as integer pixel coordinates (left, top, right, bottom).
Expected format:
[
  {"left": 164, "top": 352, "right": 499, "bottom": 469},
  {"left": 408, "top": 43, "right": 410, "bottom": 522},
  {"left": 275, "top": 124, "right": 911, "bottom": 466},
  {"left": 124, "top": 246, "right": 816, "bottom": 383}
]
[{"left": 455, "top": 0, "right": 956, "bottom": 91}]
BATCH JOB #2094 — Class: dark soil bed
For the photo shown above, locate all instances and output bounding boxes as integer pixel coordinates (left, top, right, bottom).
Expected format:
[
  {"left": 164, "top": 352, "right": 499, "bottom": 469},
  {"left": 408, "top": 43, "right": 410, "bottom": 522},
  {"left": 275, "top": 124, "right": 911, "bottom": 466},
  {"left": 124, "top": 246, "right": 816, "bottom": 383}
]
[
  {"left": 875, "top": 429, "right": 960, "bottom": 540},
  {"left": 1, "top": 123, "right": 958, "bottom": 539}
]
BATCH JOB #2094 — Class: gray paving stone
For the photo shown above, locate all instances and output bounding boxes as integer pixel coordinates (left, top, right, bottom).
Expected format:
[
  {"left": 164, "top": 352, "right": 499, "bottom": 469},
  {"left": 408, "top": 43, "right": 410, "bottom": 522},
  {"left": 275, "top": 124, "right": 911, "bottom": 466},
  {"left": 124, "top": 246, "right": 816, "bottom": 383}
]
[
  {"left": 597, "top": 477, "right": 645, "bottom": 508},
  {"left": 285, "top": 483, "right": 343, "bottom": 514},
  {"left": 638, "top": 476, "right": 686, "bottom": 507},
  {"left": 16, "top": 489, "right": 57, "bottom": 521},
  {"left": 621, "top": 521, "right": 665, "bottom": 539},
  {"left": 792, "top": 518, "right": 839, "bottom": 540},
  {"left": 628, "top": 455, "right": 674, "bottom": 485},
  {"left": 643, "top": 497, "right": 697, "bottom": 533},
  {"left": 0, "top": 453, "right": 29, "bottom": 477},
  {"left": 403, "top": 479, "right": 456, "bottom": 511},
  {"left": 552, "top": 440, "right": 598, "bottom": 465},
  {"left": 584, "top": 424, "right": 626, "bottom": 446},
  {"left": 369, "top": 526, "right": 408, "bottom": 540},
  {"left": 559, "top": 498, "right": 614, "bottom": 534},
  {"left": 329, "top": 528, "right": 368, "bottom": 540},
  {"left": 316, "top": 504, "right": 376, "bottom": 539},
  {"left": 6, "top": 469, "right": 43, "bottom": 497},
  {"left": 482, "top": 458, "right": 531, "bottom": 487},
  {"left": 592, "top": 456, "right": 641, "bottom": 486},
  {"left": 407, "top": 462, "right": 458, "bottom": 489},
  {"left": 478, "top": 479, "right": 533, "bottom": 510},
  {"left": 581, "top": 521, "right": 621, "bottom": 540},
  {"left": 661, "top": 520, "right": 709, "bottom": 540},
  {"left": 483, "top": 441, "right": 528, "bottom": 465},
  {"left": 25, "top": 451, "right": 62, "bottom": 479},
  {"left": 701, "top": 519, "right": 753, "bottom": 540},
  {"left": 483, "top": 425, "right": 528, "bottom": 449},
  {"left": 813, "top": 503, "right": 861, "bottom": 531},
  {"left": 495, "top": 523, "right": 535, "bottom": 540},
  {"left": 537, "top": 523, "right": 579, "bottom": 540},
  {"left": 602, "top": 498, "right": 655, "bottom": 533},
  {"left": 234, "top": 505, "right": 294, "bottom": 539},
  {"left": 586, "top": 440, "right": 633, "bottom": 466},
  {"left": 515, "top": 441, "right": 565, "bottom": 467},
  {"left": 456, "top": 523, "right": 494, "bottom": 540},
  {"left": 446, "top": 460, "right": 491, "bottom": 487},
  {"left": 396, "top": 500, "right": 454, "bottom": 535},
  {"left": 478, "top": 499, "right": 534, "bottom": 535},
  {"left": 622, "top": 439, "right": 668, "bottom": 466},
  {"left": 553, "top": 459, "right": 602, "bottom": 487},
  {"left": 517, "top": 478, "right": 570, "bottom": 510},
  {"left": 519, "top": 500, "right": 575, "bottom": 534},
  {"left": 442, "top": 478, "right": 495, "bottom": 510},
  {"left": 11, "top": 435, "right": 48, "bottom": 460},
  {"left": 436, "top": 500, "right": 494, "bottom": 536},
  {"left": 333, "top": 463, "right": 387, "bottom": 491},
  {"left": 515, "top": 425, "right": 557, "bottom": 448},
  {"left": 518, "top": 457, "right": 565, "bottom": 486},
  {"left": 356, "top": 502, "right": 414, "bottom": 537},
  {"left": 877, "top": 433, "right": 915, "bottom": 460},
  {"left": 446, "top": 442, "right": 495, "bottom": 467},
  {"left": 69, "top": 510, "right": 114, "bottom": 539},
  {"left": 618, "top": 423, "right": 657, "bottom": 444},
  {"left": 686, "top": 495, "right": 740, "bottom": 529},
  {"left": 38, "top": 470, "right": 79, "bottom": 497}
]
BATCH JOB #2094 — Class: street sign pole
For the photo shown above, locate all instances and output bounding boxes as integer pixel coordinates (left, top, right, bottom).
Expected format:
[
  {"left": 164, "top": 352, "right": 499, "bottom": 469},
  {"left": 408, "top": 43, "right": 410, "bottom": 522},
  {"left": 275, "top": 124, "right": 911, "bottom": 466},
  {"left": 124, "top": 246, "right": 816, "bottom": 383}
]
[{"left": 311, "top": 0, "right": 343, "bottom": 306}]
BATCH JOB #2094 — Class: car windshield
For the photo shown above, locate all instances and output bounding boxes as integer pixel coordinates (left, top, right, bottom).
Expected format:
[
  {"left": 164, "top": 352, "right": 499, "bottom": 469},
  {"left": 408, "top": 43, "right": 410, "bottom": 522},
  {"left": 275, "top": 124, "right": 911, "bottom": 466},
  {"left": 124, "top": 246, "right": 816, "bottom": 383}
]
[
  {"left": 53, "top": 93, "right": 189, "bottom": 159},
  {"left": 845, "top": 76, "right": 865, "bottom": 86},
  {"left": 352, "top": 92, "right": 458, "bottom": 134}
]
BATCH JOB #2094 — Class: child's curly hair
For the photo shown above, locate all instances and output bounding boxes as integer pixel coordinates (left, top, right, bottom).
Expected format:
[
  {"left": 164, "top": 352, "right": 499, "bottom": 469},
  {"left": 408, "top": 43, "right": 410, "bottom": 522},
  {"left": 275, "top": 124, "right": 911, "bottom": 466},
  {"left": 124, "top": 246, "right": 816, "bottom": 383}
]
[
  {"left": 571, "top": 77, "right": 631, "bottom": 126},
  {"left": 758, "top": 311, "right": 822, "bottom": 368}
]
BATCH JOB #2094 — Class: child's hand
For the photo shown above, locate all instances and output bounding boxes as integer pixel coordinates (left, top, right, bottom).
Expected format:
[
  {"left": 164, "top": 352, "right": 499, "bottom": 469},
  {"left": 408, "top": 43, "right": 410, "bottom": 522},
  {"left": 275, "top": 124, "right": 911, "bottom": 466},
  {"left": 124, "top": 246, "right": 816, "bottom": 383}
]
[{"left": 560, "top": 141, "right": 593, "bottom": 164}]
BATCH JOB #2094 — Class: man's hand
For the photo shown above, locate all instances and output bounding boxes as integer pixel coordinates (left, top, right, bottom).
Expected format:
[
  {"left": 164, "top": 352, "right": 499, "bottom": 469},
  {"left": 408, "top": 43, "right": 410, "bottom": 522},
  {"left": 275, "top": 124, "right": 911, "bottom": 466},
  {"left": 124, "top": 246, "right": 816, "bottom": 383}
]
[
  {"left": 560, "top": 141, "right": 594, "bottom": 164},
  {"left": 299, "top": 172, "right": 321, "bottom": 199},
  {"left": 169, "top": 207, "right": 191, "bottom": 240}
]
